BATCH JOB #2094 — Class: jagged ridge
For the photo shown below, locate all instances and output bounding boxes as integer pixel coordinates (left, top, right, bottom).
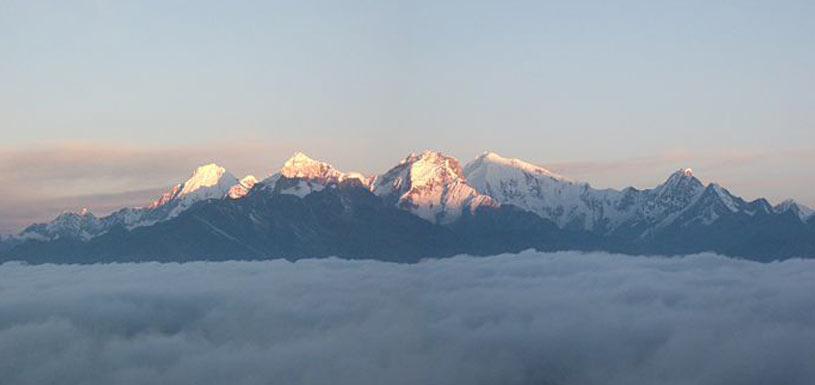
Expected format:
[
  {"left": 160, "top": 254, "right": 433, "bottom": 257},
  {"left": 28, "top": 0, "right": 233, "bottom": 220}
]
[{"left": 4, "top": 150, "right": 813, "bottom": 262}]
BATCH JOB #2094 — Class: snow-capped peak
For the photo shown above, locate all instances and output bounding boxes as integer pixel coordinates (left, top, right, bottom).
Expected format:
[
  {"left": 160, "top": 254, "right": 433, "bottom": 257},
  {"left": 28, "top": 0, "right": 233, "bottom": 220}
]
[
  {"left": 56, "top": 208, "right": 96, "bottom": 220},
  {"left": 241, "top": 175, "right": 258, "bottom": 186},
  {"left": 666, "top": 168, "right": 698, "bottom": 182},
  {"left": 179, "top": 163, "right": 236, "bottom": 197},
  {"left": 148, "top": 163, "right": 238, "bottom": 209},
  {"left": 280, "top": 152, "right": 343, "bottom": 181},
  {"left": 373, "top": 150, "right": 469, "bottom": 196},
  {"left": 373, "top": 150, "right": 494, "bottom": 224},
  {"left": 276, "top": 152, "right": 369, "bottom": 198},
  {"left": 147, "top": 163, "right": 238, "bottom": 214},
  {"left": 405, "top": 150, "right": 466, "bottom": 186},
  {"left": 467, "top": 152, "right": 566, "bottom": 181},
  {"left": 19, "top": 208, "right": 103, "bottom": 241},
  {"left": 53, "top": 208, "right": 93, "bottom": 219},
  {"left": 463, "top": 152, "right": 606, "bottom": 230},
  {"left": 655, "top": 168, "right": 704, "bottom": 198},
  {"left": 228, "top": 175, "right": 259, "bottom": 199},
  {"left": 775, "top": 199, "right": 814, "bottom": 221}
]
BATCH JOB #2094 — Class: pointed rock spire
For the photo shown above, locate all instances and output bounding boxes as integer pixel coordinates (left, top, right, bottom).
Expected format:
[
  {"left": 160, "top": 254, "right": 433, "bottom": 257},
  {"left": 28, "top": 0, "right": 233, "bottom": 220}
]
[{"left": 656, "top": 168, "right": 704, "bottom": 198}]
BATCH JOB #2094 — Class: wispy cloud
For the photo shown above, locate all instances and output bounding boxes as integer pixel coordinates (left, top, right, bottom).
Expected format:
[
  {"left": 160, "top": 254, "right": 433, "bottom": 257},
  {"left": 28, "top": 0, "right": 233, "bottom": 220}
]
[
  {"left": 547, "top": 149, "right": 761, "bottom": 181},
  {"left": 0, "top": 142, "right": 278, "bottom": 197}
]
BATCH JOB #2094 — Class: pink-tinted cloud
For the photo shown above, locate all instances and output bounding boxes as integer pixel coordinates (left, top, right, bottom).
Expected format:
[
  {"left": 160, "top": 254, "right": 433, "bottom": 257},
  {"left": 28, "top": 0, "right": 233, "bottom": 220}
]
[{"left": 0, "top": 142, "right": 271, "bottom": 198}]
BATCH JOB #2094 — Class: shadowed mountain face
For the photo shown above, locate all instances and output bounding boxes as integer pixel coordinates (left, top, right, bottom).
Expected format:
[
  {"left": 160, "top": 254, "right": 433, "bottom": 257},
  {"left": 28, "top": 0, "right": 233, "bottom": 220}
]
[
  {"left": 2, "top": 151, "right": 813, "bottom": 263},
  {"left": 3, "top": 180, "right": 583, "bottom": 264}
]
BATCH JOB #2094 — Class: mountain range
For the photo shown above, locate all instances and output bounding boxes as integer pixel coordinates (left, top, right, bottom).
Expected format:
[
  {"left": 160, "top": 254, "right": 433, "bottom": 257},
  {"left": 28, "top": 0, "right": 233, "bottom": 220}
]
[{"left": 2, "top": 151, "right": 813, "bottom": 263}]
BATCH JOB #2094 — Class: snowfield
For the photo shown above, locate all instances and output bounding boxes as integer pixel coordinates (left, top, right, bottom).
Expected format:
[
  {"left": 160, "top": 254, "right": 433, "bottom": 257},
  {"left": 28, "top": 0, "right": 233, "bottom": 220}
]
[{"left": 2, "top": 251, "right": 815, "bottom": 385}]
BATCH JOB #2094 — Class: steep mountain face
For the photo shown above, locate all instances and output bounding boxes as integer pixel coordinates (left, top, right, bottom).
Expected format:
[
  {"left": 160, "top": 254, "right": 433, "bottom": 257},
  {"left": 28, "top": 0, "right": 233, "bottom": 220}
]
[
  {"left": 372, "top": 151, "right": 495, "bottom": 224},
  {"left": 647, "top": 185, "right": 813, "bottom": 261},
  {"left": 0, "top": 236, "right": 13, "bottom": 253},
  {"left": 607, "top": 169, "right": 706, "bottom": 238},
  {"left": 644, "top": 169, "right": 706, "bottom": 221},
  {"left": 463, "top": 152, "right": 814, "bottom": 258},
  {"left": 774, "top": 199, "right": 814, "bottom": 222},
  {"left": 464, "top": 152, "right": 602, "bottom": 230},
  {"left": 4, "top": 181, "right": 557, "bottom": 263},
  {"left": 271, "top": 152, "right": 369, "bottom": 198},
  {"left": 149, "top": 163, "right": 240, "bottom": 220},
  {"left": 3, "top": 150, "right": 813, "bottom": 263},
  {"left": 18, "top": 209, "right": 105, "bottom": 241},
  {"left": 463, "top": 153, "right": 714, "bottom": 237},
  {"left": 228, "top": 175, "right": 259, "bottom": 199},
  {"left": 656, "top": 183, "right": 759, "bottom": 229},
  {"left": 104, "top": 163, "right": 241, "bottom": 232}
]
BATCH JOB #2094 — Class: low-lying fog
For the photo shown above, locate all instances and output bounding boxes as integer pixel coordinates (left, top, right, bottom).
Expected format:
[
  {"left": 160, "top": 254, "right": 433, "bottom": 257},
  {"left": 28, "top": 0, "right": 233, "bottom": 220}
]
[{"left": 2, "top": 251, "right": 814, "bottom": 385}]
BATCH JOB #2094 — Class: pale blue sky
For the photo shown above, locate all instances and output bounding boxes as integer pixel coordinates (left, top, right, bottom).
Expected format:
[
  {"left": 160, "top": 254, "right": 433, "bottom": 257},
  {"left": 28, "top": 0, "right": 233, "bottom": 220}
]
[{"left": 1, "top": 0, "right": 814, "bottom": 232}]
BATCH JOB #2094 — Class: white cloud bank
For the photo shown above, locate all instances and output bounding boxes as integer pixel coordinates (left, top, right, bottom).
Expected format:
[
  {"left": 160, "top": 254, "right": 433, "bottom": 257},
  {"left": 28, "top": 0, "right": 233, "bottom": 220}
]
[{"left": 1, "top": 251, "right": 815, "bottom": 385}]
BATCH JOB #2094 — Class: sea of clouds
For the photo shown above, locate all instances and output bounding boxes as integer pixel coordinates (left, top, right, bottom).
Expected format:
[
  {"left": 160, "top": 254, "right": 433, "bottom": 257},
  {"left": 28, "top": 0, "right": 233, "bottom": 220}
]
[{"left": 1, "top": 250, "right": 814, "bottom": 385}]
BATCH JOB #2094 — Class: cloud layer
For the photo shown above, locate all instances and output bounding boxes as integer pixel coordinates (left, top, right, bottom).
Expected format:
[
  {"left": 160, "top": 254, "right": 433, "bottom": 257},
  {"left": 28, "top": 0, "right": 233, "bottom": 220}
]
[{"left": 2, "top": 251, "right": 815, "bottom": 385}]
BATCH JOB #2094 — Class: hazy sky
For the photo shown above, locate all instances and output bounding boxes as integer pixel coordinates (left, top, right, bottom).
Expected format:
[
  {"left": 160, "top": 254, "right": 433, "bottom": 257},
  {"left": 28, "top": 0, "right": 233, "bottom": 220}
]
[{"left": 1, "top": 0, "right": 814, "bottom": 233}]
